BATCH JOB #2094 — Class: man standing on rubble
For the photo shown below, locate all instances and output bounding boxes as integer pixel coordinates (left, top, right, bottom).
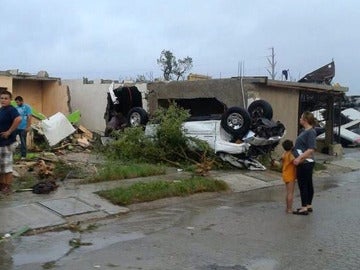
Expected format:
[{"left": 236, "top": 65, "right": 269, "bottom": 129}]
[{"left": 15, "top": 96, "right": 32, "bottom": 160}]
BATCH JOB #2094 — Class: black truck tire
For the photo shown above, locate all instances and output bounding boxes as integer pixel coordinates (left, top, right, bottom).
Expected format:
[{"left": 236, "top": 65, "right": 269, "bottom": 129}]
[
  {"left": 221, "top": 107, "right": 251, "bottom": 138},
  {"left": 127, "top": 107, "right": 149, "bottom": 127},
  {"left": 248, "top": 100, "right": 273, "bottom": 120}
]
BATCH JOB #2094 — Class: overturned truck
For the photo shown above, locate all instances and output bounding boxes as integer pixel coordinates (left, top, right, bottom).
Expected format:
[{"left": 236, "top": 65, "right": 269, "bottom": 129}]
[
  {"left": 104, "top": 84, "right": 285, "bottom": 170},
  {"left": 104, "top": 84, "right": 148, "bottom": 136}
]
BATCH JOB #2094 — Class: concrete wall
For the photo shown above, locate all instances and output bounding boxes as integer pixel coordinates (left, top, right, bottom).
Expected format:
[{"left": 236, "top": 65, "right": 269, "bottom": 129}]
[
  {"left": 64, "top": 79, "right": 110, "bottom": 133},
  {"left": 12, "top": 80, "right": 43, "bottom": 113},
  {"left": 247, "top": 84, "right": 299, "bottom": 144},
  {"left": 12, "top": 79, "right": 70, "bottom": 117},
  {"left": 42, "top": 81, "right": 69, "bottom": 116},
  {"left": 147, "top": 78, "right": 248, "bottom": 114},
  {"left": 64, "top": 79, "right": 148, "bottom": 133},
  {"left": 0, "top": 76, "right": 13, "bottom": 92}
]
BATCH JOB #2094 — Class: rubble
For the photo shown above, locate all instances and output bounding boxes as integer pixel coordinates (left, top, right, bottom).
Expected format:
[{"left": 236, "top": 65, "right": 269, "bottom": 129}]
[{"left": 13, "top": 110, "right": 98, "bottom": 193}]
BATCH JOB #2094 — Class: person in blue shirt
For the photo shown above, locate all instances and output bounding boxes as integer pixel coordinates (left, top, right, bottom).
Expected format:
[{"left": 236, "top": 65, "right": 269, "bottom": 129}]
[{"left": 15, "top": 96, "right": 32, "bottom": 160}]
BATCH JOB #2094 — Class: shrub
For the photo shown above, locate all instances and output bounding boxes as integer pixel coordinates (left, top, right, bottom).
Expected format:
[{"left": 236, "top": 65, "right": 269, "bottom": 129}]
[{"left": 106, "top": 104, "right": 217, "bottom": 171}]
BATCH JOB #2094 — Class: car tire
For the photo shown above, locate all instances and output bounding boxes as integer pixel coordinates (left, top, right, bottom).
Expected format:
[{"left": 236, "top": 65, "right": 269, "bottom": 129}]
[
  {"left": 221, "top": 107, "right": 251, "bottom": 138},
  {"left": 127, "top": 107, "right": 149, "bottom": 127},
  {"left": 248, "top": 100, "right": 273, "bottom": 120}
]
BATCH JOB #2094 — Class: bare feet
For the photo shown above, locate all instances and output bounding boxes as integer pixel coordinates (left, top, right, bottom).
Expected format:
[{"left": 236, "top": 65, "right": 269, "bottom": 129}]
[{"left": 0, "top": 184, "right": 12, "bottom": 195}]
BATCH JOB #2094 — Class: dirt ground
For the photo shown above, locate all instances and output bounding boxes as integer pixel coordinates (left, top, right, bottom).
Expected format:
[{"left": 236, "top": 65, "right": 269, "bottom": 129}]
[{"left": 12, "top": 150, "right": 101, "bottom": 190}]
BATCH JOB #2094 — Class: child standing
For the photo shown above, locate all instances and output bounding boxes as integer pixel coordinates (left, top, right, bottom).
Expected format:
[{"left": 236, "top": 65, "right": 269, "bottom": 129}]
[{"left": 281, "top": 139, "right": 297, "bottom": 213}]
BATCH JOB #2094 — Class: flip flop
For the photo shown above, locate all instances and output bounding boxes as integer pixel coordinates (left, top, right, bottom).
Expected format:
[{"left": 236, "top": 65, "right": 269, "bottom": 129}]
[
  {"left": 297, "top": 207, "right": 313, "bottom": 213},
  {"left": 293, "top": 209, "right": 308, "bottom": 215}
]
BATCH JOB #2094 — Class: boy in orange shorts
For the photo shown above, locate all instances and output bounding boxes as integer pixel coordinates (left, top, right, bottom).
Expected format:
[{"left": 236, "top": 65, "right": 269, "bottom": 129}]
[{"left": 281, "top": 139, "right": 297, "bottom": 213}]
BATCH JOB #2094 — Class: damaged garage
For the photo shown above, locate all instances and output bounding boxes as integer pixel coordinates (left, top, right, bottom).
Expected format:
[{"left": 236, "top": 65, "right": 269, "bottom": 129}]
[{"left": 145, "top": 73, "right": 348, "bottom": 155}]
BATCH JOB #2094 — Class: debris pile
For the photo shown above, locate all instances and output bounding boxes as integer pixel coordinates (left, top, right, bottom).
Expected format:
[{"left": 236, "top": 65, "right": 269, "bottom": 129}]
[
  {"left": 30, "top": 110, "right": 95, "bottom": 151},
  {"left": 13, "top": 110, "right": 98, "bottom": 194}
]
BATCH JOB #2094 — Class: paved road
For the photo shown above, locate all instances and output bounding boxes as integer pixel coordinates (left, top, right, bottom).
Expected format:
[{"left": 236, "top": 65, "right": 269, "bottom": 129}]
[{"left": 4, "top": 164, "right": 360, "bottom": 270}]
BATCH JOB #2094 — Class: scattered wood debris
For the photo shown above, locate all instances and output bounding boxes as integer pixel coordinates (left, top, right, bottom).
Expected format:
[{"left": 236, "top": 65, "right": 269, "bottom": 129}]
[
  {"left": 37, "top": 159, "right": 54, "bottom": 178},
  {"left": 30, "top": 122, "right": 95, "bottom": 152},
  {"left": 77, "top": 125, "right": 93, "bottom": 140}
]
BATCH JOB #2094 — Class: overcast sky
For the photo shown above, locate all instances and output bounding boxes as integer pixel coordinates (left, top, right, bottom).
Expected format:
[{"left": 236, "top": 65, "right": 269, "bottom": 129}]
[{"left": 1, "top": 0, "right": 359, "bottom": 94}]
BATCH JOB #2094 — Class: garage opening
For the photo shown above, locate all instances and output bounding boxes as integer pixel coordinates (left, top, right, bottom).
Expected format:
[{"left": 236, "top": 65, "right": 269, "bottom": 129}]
[{"left": 158, "top": 97, "right": 227, "bottom": 121}]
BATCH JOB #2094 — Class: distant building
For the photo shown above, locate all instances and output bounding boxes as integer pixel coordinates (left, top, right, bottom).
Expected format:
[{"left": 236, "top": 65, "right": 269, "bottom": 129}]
[
  {"left": 344, "top": 95, "right": 360, "bottom": 109},
  {"left": 187, "top": 73, "right": 212, "bottom": 81}
]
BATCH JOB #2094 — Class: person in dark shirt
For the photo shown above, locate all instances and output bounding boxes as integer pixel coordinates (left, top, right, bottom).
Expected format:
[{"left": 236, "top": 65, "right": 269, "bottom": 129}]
[
  {"left": 292, "top": 111, "right": 317, "bottom": 215},
  {"left": 0, "top": 90, "right": 21, "bottom": 194}
]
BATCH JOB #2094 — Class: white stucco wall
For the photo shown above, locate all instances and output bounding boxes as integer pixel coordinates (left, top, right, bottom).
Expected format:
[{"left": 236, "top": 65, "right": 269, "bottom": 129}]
[{"left": 63, "top": 79, "right": 148, "bottom": 134}]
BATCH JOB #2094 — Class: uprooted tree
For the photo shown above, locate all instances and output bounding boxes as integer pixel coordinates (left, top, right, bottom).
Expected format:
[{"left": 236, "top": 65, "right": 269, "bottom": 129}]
[{"left": 157, "top": 50, "right": 193, "bottom": 81}]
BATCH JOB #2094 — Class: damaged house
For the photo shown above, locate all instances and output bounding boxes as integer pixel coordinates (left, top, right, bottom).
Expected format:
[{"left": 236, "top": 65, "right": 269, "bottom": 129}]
[
  {"left": 146, "top": 75, "right": 347, "bottom": 155},
  {"left": 0, "top": 69, "right": 70, "bottom": 116},
  {"left": 64, "top": 61, "right": 348, "bottom": 156},
  {"left": 0, "top": 69, "right": 72, "bottom": 147}
]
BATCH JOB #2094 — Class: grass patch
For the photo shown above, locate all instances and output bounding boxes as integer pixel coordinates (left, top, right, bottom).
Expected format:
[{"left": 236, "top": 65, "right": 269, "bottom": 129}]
[
  {"left": 13, "top": 152, "right": 40, "bottom": 161},
  {"left": 96, "top": 176, "right": 229, "bottom": 206},
  {"left": 83, "top": 162, "right": 166, "bottom": 184},
  {"left": 13, "top": 174, "right": 38, "bottom": 190}
]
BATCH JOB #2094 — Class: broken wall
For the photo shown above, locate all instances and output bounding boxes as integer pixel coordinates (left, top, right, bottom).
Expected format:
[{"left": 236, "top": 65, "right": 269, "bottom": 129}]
[
  {"left": 41, "top": 81, "right": 69, "bottom": 116},
  {"left": 65, "top": 79, "right": 148, "bottom": 133},
  {"left": 147, "top": 78, "right": 248, "bottom": 115},
  {"left": 12, "top": 79, "right": 70, "bottom": 117}
]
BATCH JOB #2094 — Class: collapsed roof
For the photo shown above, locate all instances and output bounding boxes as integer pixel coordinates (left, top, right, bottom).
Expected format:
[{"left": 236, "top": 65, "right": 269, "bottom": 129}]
[{"left": 298, "top": 61, "right": 335, "bottom": 85}]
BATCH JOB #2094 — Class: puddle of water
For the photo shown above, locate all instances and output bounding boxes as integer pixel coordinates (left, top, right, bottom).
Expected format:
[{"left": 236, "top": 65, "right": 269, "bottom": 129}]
[
  {"left": 10, "top": 230, "right": 145, "bottom": 266},
  {"left": 12, "top": 231, "right": 74, "bottom": 266},
  {"left": 0, "top": 239, "right": 15, "bottom": 268},
  {"left": 78, "top": 230, "right": 145, "bottom": 251}
]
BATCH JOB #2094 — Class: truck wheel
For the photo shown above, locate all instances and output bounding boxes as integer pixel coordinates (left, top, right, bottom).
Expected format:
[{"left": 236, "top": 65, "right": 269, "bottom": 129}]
[
  {"left": 221, "top": 107, "right": 251, "bottom": 138},
  {"left": 127, "top": 107, "right": 149, "bottom": 127},
  {"left": 248, "top": 100, "right": 273, "bottom": 120}
]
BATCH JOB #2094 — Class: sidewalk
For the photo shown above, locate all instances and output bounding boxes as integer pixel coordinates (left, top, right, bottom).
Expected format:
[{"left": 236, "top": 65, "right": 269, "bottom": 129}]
[{"left": 1, "top": 150, "right": 360, "bottom": 235}]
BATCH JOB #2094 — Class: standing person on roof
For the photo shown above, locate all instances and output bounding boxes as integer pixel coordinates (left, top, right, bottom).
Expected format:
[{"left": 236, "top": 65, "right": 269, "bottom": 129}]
[
  {"left": 0, "top": 90, "right": 21, "bottom": 194},
  {"left": 15, "top": 96, "right": 32, "bottom": 160},
  {"left": 292, "top": 111, "right": 317, "bottom": 215}
]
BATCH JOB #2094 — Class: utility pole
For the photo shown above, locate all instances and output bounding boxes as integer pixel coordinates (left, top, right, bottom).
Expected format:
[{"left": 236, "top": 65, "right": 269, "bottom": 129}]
[
  {"left": 266, "top": 47, "right": 277, "bottom": 80},
  {"left": 237, "top": 61, "right": 245, "bottom": 77}
]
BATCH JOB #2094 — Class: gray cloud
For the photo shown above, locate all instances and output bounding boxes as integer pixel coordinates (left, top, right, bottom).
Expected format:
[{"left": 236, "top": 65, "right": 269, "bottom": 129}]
[{"left": 0, "top": 0, "right": 358, "bottom": 94}]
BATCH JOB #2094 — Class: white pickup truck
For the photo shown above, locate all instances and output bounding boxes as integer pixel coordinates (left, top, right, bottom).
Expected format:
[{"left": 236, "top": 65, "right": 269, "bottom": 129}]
[{"left": 144, "top": 100, "right": 285, "bottom": 170}]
